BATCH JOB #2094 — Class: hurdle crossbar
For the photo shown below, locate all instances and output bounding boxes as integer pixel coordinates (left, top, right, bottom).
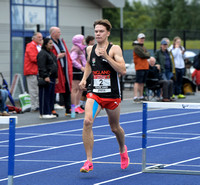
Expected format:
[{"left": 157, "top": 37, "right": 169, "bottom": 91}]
[
  {"left": 142, "top": 102, "right": 200, "bottom": 175},
  {"left": 0, "top": 116, "right": 18, "bottom": 185}
]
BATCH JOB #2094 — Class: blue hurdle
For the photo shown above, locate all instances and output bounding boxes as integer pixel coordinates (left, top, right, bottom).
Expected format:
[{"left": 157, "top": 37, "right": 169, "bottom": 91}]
[
  {"left": 0, "top": 116, "right": 17, "bottom": 185},
  {"left": 142, "top": 102, "right": 200, "bottom": 175}
]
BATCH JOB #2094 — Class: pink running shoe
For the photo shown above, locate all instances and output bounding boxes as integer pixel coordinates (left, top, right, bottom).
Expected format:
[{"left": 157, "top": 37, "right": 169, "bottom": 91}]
[
  {"left": 75, "top": 107, "right": 85, "bottom": 114},
  {"left": 120, "top": 145, "right": 130, "bottom": 169},
  {"left": 80, "top": 160, "right": 93, "bottom": 173}
]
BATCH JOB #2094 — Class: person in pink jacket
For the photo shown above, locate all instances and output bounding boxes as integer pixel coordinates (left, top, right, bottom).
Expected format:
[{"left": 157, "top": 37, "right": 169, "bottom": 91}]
[
  {"left": 24, "top": 32, "right": 43, "bottom": 111},
  {"left": 70, "top": 34, "right": 86, "bottom": 113},
  {"left": 192, "top": 69, "right": 200, "bottom": 91}
]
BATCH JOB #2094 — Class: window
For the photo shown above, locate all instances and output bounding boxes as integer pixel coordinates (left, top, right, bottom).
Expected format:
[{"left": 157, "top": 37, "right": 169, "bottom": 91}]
[
  {"left": 11, "top": 0, "right": 58, "bottom": 31},
  {"left": 10, "top": 0, "right": 58, "bottom": 81},
  {"left": 12, "top": 5, "right": 23, "bottom": 30},
  {"left": 24, "top": 0, "right": 45, "bottom": 6},
  {"left": 24, "top": 6, "right": 45, "bottom": 30}
]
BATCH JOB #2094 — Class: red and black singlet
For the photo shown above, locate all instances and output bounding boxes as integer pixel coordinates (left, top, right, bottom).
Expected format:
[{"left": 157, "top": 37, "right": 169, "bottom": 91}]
[{"left": 88, "top": 43, "right": 121, "bottom": 99}]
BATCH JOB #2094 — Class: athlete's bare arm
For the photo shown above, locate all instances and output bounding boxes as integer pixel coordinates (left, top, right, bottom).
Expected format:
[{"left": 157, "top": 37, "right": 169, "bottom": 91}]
[
  {"left": 98, "top": 45, "right": 126, "bottom": 75},
  {"left": 79, "top": 46, "right": 92, "bottom": 90}
]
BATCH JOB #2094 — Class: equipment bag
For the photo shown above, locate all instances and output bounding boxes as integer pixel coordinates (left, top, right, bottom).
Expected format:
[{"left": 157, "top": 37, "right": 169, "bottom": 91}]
[{"left": 19, "top": 92, "right": 31, "bottom": 112}]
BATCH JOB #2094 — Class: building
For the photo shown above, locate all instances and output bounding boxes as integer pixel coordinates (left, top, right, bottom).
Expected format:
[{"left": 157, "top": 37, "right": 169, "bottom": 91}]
[{"left": 0, "top": 0, "right": 124, "bottom": 90}]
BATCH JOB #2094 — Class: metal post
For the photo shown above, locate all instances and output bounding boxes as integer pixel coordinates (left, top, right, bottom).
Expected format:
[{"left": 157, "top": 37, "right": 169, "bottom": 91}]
[
  {"left": 8, "top": 118, "right": 16, "bottom": 185},
  {"left": 36, "top": 24, "right": 40, "bottom": 32},
  {"left": 153, "top": 29, "right": 157, "bottom": 53},
  {"left": 183, "top": 30, "right": 186, "bottom": 49},
  {"left": 81, "top": 26, "right": 85, "bottom": 36},
  {"left": 142, "top": 103, "right": 147, "bottom": 171}
]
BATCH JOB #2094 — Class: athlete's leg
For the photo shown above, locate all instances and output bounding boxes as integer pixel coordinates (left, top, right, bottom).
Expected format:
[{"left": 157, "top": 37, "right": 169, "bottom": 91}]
[
  {"left": 106, "top": 105, "right": 125, "bottom": 153},
  {"left": 106, "top": 105, "right": 129, "bottom": 169},
  {"left": 82, "top": 98, "right": 101, "bottom": 162}
]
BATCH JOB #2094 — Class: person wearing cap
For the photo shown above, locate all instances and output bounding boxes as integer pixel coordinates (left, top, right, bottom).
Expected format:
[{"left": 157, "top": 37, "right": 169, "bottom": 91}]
[
  {"left": 155, "top": 39, "right": 174, "bottom": 81},
  {"left": 154, "top": 39, "right": 175, "bottom": 101},
  {"left": 133, "top": 33, "right": 150, "bottom": 103}
]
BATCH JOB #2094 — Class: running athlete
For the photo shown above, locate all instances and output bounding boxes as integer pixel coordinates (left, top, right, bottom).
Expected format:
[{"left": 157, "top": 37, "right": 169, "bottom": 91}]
[{"left": 79, "top": 19, "right": 129, "bottom": 173}]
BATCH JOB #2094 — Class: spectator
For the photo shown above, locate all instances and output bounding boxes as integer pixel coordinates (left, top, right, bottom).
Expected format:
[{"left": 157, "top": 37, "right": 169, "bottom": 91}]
[
  {"left": 133, "top": 33, "right": 150, "bottom": 103},
  {"left": 80, "top": 35, "right": 95, "bottom": 110},
  {"left": 49, "top": 27, "right": 73, "bottom": 116},
  {"left": 0, "top": 88, "right": 10, "bottom": 116},
  {"left": 37, "top": 38, "right": 58, "bottom": 119},
  {"left": 171, "top": 36, "right": 186, "bottom": 99},
  {"left": 24, "top": 32, "right": 43, "bottom": 112},
  {"left": 70, "top": 34, "right": 86, "bottom": 114},
  {"left": 155, "top": 39, "right": 174, "bottom": 81},
  {"left": 85, "top": 35, "right": 95, "bottom": 46},
  {"left": 148, "top": 57, "right": 174, "bottom": 102},
  {"left": 192, "top": 69, "right": 200, "bottom": 91}
]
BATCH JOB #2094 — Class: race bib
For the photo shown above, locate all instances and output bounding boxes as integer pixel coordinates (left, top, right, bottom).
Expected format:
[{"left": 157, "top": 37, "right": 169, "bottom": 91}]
[{"left": 93, "top": 74, "right": 111, "bottom": 93}]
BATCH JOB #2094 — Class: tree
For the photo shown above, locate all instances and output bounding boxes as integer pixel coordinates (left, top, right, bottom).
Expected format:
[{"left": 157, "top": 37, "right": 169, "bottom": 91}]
[
  {"left": 124, "top": 1, "right": 153, "bottom": 29},
  {"left": 103, "top": 8, "right": 120, "bottom": 28},
  {"left": 188, "top": 0, "right": 200, "bottom": 30},
  {"left": 169, "top": 0, "right": 190, "bottom": 30},
  {"left": 152, "top": 0, "right": 173, "bottom": 29},
  {"left": 103, "top": 0, "right": 152, "bottom": 29}
]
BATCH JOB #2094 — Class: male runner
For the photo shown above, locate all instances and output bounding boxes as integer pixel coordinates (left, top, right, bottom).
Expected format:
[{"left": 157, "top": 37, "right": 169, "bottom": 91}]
[{"left": 79, "top": 19, "right": 129, "bottom": 173}]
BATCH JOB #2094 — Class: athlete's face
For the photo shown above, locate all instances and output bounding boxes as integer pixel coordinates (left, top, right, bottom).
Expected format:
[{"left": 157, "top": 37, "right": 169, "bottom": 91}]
[{"left": 94, "top": 25, "right": 110, "bottom": 43}]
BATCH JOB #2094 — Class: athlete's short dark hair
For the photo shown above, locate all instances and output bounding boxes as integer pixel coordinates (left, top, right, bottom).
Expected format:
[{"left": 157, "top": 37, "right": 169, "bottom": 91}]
[{"left": 93, "top": 19, "right": 112, "bottom": 32}]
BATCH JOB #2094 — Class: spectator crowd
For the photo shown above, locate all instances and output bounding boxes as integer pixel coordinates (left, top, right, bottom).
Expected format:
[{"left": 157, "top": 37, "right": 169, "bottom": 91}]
[
  {"left": 132, "top": 33, "right": 198, "bottom": 103},
  {"left": 1, "top": 28, "right": 200, "bottom": 117}
]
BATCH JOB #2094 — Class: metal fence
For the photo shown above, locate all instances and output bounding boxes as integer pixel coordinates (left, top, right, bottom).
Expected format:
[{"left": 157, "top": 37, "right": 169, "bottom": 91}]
[{"left": 109, "top": 28, "right": 200, "bottom": 51}]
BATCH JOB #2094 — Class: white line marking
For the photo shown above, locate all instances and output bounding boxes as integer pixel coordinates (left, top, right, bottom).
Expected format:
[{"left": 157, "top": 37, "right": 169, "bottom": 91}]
[
  {"left": 93, "top": 172, "right": 143, "bottom": 185},
  {"left": 0, "top": 111, "right": 200, "bottom": 182},
  {"left": 0, "top": 110, "right": 199, "bottom": 145},
  {"left": 0, "top": 134, "right": 199, "bottom": 182},
  {"left": 0, "top": 121, "right": 200, "bottom": 160}
]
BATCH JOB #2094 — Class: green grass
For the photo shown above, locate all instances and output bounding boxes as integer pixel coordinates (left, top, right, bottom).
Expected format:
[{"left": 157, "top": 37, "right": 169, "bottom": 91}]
[{"left": 111, "top": 40, "right": 200, "bottom": 50}]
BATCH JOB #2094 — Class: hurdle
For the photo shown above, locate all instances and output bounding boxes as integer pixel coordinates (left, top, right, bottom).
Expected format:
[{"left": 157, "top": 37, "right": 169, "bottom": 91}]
[
  {"left": 0, "top": 116, "right": 17, "bottom": 185},
  {"left": 142, "top": 102, "right": 200, "bottom": 175}
]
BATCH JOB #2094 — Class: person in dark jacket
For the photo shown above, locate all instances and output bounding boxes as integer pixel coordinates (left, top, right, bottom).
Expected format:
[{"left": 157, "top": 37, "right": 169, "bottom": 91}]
[
  {"left": 148, "top": 57, "right": 174, "bottom": 102},
  {"left": 155, "top": 39, "right": 174, "bottom": 81},
  {"left": 37, "top": 38, "right": 58, "bottom": 119}
]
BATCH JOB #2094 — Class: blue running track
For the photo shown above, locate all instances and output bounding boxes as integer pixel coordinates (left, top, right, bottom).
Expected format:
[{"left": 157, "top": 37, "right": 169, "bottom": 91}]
[{"left": 0, "top": 109, "right": 200, "bottom": 185}]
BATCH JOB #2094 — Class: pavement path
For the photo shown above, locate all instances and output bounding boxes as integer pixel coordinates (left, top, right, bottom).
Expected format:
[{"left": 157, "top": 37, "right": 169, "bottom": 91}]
[{"left": 0, "top": 88, "right": 200, "bottom": 129}]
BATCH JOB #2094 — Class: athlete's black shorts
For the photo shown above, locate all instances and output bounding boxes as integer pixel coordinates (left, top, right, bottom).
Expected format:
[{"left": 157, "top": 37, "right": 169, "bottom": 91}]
[
  {"left": 135, "top": 70, "right": 149, "bottom": 83},
  {"left": 73, "top": 67, "right": 83, "bottom": 81}
]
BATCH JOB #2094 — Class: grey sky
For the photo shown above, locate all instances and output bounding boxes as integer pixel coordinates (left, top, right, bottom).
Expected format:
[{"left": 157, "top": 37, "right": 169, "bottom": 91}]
[{"left": 128, "top": 0, "right": 149, "bottom": 4}]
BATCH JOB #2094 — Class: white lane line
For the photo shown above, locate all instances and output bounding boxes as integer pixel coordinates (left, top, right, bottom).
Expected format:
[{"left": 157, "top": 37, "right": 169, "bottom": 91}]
[
  {"left": 0, "top": 121, "right": 200, "bottom": 160},
  {"left": 0, "top": 134, "right": 199, "bottom": 182},
  {"left": 149, "top": 131, "right": 200, "bottom": 136},
  {"left": 1, "top": 159, "right": 200, "bottom": 168},
  {"left": 0, "top": 110, "right": 199, "bottom": 145},
  {"left": 93, "top": 135, "right": 200, "bottom": 185},
  {"left": 163, "top": 156, "right": 200, "bottom": 168},
  {"left": 93, "top": 172, "right": 143, "bottom": 185}
]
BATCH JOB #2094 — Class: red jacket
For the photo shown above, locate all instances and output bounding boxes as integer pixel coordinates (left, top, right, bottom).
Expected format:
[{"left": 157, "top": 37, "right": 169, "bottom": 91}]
[
  {"left": 24, "top": 41, "right": 39, "bottom": 75},
  {"left": 192, "top": 69, "right": 200, "bottom": 85},
  {"left": 51, "top": 39, "right": 73, "bottom": 93}
]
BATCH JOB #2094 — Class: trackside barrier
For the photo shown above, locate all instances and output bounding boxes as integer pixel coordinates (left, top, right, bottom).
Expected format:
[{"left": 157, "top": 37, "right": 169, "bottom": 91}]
[
  {"left": 142, "top": 102, "right": 200, "bottom": 175},
  {"left": 0, "top": 116, "right": 18, "bottom": 185}
]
